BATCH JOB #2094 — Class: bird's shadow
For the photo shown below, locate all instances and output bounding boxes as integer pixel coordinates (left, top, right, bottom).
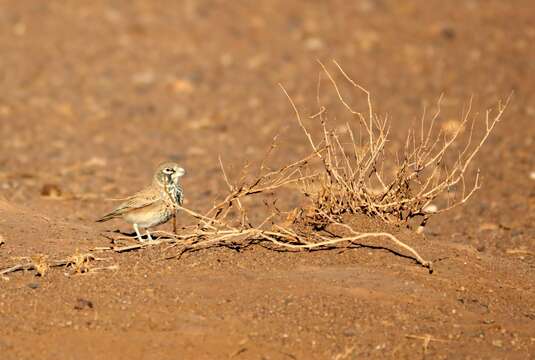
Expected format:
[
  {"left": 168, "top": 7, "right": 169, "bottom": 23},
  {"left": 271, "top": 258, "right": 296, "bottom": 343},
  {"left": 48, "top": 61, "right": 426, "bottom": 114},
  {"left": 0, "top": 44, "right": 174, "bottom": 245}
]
[{"left": 106, "top": 229, "right": 176, "bottom": 242}]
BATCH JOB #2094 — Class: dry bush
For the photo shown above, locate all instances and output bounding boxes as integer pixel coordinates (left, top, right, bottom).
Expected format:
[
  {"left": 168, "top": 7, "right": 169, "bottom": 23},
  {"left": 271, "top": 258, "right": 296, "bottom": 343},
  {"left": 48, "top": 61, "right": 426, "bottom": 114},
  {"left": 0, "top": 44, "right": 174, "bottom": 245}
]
[
  {"left": 137, "top": 61, "right": 508, "bottom": 274},
  {"left": 288, "top": 61, "right": 509, "bottom": 231}
]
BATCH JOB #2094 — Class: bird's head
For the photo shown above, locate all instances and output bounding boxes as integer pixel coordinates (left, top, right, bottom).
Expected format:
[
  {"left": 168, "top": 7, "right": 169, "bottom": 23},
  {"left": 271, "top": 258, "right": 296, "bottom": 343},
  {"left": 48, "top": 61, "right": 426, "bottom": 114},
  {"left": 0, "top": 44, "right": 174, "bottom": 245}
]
[{"left": 154, "top": 162, "right": 186, "bottom": 186}]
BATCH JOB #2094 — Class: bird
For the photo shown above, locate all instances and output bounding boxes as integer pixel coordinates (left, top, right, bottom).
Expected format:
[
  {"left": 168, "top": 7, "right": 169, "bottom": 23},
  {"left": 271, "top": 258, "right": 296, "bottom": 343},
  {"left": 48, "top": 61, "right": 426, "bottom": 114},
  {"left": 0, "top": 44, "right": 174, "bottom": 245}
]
[{"left": 96, "top": 162, "right": 185, "bottom": 242}]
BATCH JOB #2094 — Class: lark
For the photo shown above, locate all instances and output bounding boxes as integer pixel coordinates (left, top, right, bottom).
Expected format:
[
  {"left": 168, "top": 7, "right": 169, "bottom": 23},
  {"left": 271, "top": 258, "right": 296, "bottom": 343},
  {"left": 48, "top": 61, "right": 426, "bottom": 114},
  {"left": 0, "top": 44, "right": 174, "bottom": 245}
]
[{"left": 97, "top": 162, "right": 185, "bottom": 242}]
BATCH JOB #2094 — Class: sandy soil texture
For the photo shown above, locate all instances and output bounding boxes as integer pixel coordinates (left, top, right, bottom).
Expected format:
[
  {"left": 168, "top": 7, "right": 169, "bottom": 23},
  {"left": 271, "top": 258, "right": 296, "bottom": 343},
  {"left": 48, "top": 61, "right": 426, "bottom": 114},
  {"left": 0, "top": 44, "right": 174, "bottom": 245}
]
[{"left": 1, "top": 1, "right": 534, "bottom": 359}]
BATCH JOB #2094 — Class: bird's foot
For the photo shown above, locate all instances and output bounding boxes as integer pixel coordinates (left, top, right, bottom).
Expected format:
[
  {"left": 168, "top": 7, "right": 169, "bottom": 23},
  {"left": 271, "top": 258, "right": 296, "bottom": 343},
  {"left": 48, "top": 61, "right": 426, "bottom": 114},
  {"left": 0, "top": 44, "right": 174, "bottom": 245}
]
[{"left": 140, "top": 230, "right": 154, "bottom": 242}]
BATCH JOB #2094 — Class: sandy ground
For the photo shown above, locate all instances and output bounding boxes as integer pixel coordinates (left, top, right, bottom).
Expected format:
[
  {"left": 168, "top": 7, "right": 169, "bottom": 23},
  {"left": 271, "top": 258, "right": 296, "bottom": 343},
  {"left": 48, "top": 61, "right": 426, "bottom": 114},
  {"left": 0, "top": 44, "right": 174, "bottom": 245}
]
[{"left": 1, "top": 1, "right": 534, "bottom": 359}]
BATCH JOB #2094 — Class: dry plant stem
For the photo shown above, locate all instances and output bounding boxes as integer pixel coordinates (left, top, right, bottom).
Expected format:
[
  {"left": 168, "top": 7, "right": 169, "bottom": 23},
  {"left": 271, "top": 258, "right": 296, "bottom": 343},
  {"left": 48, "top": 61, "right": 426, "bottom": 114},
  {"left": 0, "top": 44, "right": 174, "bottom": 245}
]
[
  {"left": 406, "top": 334, "right": 450, "bottom": 355},
  {"left": 165, "top": 205, "right": 433, "bottom": 271},
  {"left": 264, "top": 228, "right": 432, "bottom": 270},
  {"left": 90, "top": 265, "right": 120, "bottom": 272},
  {"left": 279, "top": 84, "right": 320, "bottom": 156},
  {"left": 218, "top": 155, "right": 248, "bottom": 226},
  {"left": 0, "top": 264, "right": 28, "bottom": 276},
  {"left": 106, "top": 240, "right": 175, "bottom": 253},
  {"left": 201, "top": 151, "right": 319, "bottom": 227},
  {"left": 292, "top": 60, "right": 508, "bottom": 226},
  {"left": 0, "top": 253, "right": 106, "bottom": 277},
  {"left": 90, "top": 197, "right": 432, "bottom": 271},
  {"left": 333, "top": 346, "right": 356, "bottom": 360}
]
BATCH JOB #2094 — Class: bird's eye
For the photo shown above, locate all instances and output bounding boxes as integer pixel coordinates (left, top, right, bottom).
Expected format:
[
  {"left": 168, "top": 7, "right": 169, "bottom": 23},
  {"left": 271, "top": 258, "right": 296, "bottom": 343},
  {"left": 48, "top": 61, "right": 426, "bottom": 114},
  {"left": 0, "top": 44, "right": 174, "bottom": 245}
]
[{"left": 164, "top": 168, "right": 174, "bottom": 173}]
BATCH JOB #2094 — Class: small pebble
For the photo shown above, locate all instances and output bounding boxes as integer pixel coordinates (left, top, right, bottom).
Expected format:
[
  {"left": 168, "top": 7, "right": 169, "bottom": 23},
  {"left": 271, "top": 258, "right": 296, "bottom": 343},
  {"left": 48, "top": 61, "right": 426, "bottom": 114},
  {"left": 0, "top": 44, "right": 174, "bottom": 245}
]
[
  {"left": 172, "top": 79, "right": 195, "bottom": 94},
  {"left": 131, "top": 70, "right": 155, "bottom": 86},
  {"left": 304, "top": 37, "right": 324, "bottom": 50},
  {"left": 41, "top": 184, "right": 62, "bottom": 198},
  {"left": 478, "top": 222, "right": 499, "bottom": 231},
  {"left": 529, "top": 171, "right": 535, "bottom": 180},
  {"left": 74, "top": 298, "right": 94, "bottom": 310},
  {"left": 27, "top": 283, "right": 40, "bottom": 289},
  {"left": 441, "top": 25, "right": 456, "bottom": 40}
]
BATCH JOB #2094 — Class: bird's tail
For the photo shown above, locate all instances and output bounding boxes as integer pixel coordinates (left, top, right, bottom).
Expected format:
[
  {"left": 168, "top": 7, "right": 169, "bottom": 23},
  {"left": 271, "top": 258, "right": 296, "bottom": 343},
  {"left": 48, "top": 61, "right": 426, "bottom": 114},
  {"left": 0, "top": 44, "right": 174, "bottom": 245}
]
[{"left": 95, "top": 211, "right": 117, "bottom": 223}]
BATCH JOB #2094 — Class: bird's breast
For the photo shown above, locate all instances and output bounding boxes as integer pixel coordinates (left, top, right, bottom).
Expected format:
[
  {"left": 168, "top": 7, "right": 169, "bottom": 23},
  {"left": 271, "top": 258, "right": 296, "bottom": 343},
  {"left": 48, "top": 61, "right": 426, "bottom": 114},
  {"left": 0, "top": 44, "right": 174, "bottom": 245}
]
[{"left": 164, "top": 182, "right": 183, "bottom": 206}]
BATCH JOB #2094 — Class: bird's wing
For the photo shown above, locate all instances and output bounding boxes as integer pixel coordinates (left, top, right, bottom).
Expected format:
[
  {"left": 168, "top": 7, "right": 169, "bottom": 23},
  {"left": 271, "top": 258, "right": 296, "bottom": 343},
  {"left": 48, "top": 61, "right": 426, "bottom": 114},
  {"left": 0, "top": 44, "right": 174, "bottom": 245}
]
[{"left": 96, "top": 186, "right": 160, "bottom": 222}]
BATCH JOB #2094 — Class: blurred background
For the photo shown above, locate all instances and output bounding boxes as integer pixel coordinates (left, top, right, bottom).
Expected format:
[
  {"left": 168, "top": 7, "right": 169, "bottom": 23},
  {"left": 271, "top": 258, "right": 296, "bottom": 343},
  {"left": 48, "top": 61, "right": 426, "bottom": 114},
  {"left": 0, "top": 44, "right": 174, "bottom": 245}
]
[
  {"left": 1, "top": 2, "right": 534, "bottom": 358},
  {"left": 0, "top": 0, "right": 533, "bottom": 252}
]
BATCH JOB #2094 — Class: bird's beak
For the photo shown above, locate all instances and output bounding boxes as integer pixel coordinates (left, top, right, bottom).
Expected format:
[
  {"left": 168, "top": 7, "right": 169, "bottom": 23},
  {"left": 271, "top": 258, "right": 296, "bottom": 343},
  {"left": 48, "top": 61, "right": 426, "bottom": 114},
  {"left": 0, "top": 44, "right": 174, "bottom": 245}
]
[{"left": 173, "top": 167, "right": 186, "bottom": 179}]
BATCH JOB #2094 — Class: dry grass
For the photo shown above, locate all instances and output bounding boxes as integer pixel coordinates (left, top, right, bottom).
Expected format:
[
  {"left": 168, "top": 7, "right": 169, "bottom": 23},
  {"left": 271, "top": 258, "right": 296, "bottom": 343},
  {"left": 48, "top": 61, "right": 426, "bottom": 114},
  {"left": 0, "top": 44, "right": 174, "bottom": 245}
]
[{"left": 0, "top": 251, "right": 111, "bottom": 278}]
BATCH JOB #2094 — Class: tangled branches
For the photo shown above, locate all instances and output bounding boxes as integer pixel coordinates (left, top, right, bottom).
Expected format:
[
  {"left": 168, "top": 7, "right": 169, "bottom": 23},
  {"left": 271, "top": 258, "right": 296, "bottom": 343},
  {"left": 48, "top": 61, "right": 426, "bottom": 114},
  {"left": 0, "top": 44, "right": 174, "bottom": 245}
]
[
  {"left": 292, "top": 60, "right": 509, "bottom": 230},
  {"left": 144, "top": 61, "right": 507, "bottom": 274}
]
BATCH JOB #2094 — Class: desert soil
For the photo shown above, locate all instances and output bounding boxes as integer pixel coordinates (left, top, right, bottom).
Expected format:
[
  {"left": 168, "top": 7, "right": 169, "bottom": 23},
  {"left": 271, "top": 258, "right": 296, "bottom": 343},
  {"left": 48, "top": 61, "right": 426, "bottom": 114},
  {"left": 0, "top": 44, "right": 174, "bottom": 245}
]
[{"left": 1, "top": 1, "right": 534, "bottom": 359}]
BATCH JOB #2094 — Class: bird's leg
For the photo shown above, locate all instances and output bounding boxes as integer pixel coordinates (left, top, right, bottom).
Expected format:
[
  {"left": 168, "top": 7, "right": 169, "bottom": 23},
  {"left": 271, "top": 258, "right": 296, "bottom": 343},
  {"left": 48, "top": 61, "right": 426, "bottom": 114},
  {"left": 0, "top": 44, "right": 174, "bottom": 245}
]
[
  {"left": 133, "top": 223, "right": 144, "bottom": 242},
  {"left": 145, "top": 229, "right": 153, "bottom": 241}
]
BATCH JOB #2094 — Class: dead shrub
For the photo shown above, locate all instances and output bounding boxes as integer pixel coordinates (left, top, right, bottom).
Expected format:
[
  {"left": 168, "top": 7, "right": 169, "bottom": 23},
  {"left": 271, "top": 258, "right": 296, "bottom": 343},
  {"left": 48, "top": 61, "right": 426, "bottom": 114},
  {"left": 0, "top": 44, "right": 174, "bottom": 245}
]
[
  {"left": 156, "top": 61, "right": 507, "bottom": 273},
  {"left": 287, "top": 60, "right": 509, "bottom": 232}
]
